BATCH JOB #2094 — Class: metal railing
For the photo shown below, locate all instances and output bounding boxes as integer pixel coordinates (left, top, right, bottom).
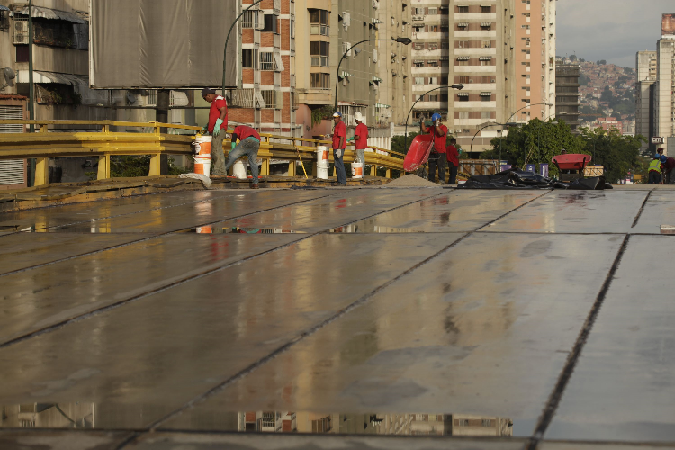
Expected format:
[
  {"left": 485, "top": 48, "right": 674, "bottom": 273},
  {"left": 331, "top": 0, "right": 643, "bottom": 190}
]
[{"left": 0, "top": 120, "right": 405, "bottom": 186}]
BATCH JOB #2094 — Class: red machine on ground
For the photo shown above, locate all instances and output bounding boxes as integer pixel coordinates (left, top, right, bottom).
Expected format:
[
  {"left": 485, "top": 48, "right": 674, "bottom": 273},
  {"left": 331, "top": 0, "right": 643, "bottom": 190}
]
[{"left": 552, "top": 154, "right": 592, "bottom": 181}]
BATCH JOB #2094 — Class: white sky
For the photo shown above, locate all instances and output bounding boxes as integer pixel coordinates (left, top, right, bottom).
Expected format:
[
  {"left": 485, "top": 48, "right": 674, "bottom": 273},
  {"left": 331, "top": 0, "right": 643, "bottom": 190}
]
[{"left": 556, "top": 0, "right": 674, "bottom": 67}]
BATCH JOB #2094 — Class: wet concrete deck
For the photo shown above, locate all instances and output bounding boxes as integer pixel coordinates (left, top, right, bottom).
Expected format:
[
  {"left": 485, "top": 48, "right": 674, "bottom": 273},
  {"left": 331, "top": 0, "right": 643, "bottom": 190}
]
[{"left": 1, "top": 186, "right": 675, "bottom": 449}]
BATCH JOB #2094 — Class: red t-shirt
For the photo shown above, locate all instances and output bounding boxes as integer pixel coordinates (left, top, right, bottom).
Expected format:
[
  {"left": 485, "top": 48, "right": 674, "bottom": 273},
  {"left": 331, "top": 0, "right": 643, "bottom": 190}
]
[
  {"left": 446, "top": 144, "right": 459, "bottom": 166},
  {"left": 427, "top": 124, "right": 448, "bottom": 153},
  {"left": 355, "top": 123, "right": 368, "bottom": 149},
  {"left": 333, "top": 120, "right": 347, "bottom": 149},
  {"left": 233, "top": 125, "right": 260, "bottom": 141},
  {"left": 208, "top": 95, "right": 228, "bottom": 133}
]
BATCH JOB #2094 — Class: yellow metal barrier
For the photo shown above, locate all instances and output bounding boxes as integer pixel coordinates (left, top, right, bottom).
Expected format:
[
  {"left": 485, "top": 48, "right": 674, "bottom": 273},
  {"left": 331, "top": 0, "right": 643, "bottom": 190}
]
[{"left": 0, "top": 120, "right": 404, "bottom": 185}]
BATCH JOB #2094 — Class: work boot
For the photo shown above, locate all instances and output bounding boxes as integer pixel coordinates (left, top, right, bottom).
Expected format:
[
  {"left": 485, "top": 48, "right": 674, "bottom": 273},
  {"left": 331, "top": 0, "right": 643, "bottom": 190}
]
[{"left": 250, "top": 183, "right": 260, "bottom": 189}]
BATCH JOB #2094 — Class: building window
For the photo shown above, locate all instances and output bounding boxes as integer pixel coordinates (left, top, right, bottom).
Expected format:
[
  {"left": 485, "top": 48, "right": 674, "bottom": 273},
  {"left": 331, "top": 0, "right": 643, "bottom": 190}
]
[
  {"left": 457, "top": 40, "right": 470, "bottom": 49},
  {"left": 310, "top": 41, "right": 329, "bottom": 67},
  {"left": 261, "top": 90, "right": 276, "bottom": 109},
  {"left": 428, "top": 43, "right": 438, "bottom": 50},
  {"left": 480, "top": 58, "right": 492, "bottom": 66},
  {"left": 427, "top": 25, "right": 438, "bottom": 32},
  {"left": 414, "top": 61, "right": 424, "bottom": 67},
  {"left": 440, "top": 94, "right": 448, "bottom": 102},
  {"left": 458, "top": 94, "right": 469, "bottom": 102},
  {"left": 481, "top": 111, "right": 491, "bottom": 120},
  {"left": 427, "top": 60, "right": 438, "bottom": 67},
  {"left": 309, "top": 9, "right": 329, "bottom": 36},
  {"left": 482, "top": 40, "right": 491, "bottom": 49},
  {"left": 456, "top": 58, "right": 469, "bottom": 66},
  {"left": 310, "top": 73, "right": 330, "bottom": 89},
  {"left": 263, "top": 14, "right": 279, "bottom": 33},
  {"left": 459, "top": 111, "right": 469, "bottom": 119},
  {"left": 428, "top": 94, "right": 438, "bottom": 102},
  {"left": 441, "top": 41, "right": 449, "bottom": 49},
  {"left": 481, "top": 23, "right": 491, "bottom": 30},
  {"left": 481, "top": 93, "right": 491, "bottom": 102},
  {"left": 242, "top": 49, "right": 257, "bottom": 68},
  {"left": 241, "top": 10, "right": 256, "bottom": 28},
  {"left": 457, "top": 5, "right": 469, "bottom": 13},
  {"left": 427, "top": 7, "right": 437, "bottom": 14},
  {"left": 458, "top": 76, "right": 469, "bottom": 84},
  {"left": 428, "top": 76, "right": 437, "bottom": 85},
  {"left": 0, "top": 9, "right": 9, "bottom": 31},
  {"left": 15, "top": 45, "right": 29, "bottom": 62},
  {"left": 414, "top": 76, "right": 424, "bottom": 85},
  {"left": 260, "top": 52, "right": 274, "bottom": 70},
  {"left": 481, "top": 5, "right": 491, "bottom": 13},
  {"left": 413, "top": 42, "right": 425, "bottom": 50}
]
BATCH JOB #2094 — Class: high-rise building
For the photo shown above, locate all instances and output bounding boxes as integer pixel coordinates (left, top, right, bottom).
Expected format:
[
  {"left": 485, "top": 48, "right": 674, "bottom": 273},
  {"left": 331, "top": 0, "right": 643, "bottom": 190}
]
[
  {"left": 409, "top": 0, "right": 555, "bottom": 154},
  {"left": 635, "top": 50, "right": 657, "bottom": 153},
  {"left": 654, "top": 29, "right": 675, "bottom": 155},
  {"left": 555, "top": 62, "right": 580, "bottom": 132}
]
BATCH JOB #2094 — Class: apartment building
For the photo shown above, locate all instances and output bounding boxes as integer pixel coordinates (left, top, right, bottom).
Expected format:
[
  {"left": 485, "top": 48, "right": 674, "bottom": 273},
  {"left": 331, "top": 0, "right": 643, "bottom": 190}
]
[
  {"left": 408, "top": 0, "right": 555, "bottom": 153},
  {"left": 654, "top": 36, "right": 675, "bottom": 155},
  {"left": 555, "top": 63, "right": 580, "bottom": 132},
  {"left": 223, "top": 0, "right": 295, "bottom": 138},
  {"left": 635, "top": 50, "right": 657, "bottom": 153},
  {"left": 373, "top": 0, "right": 412, "bottom": 129}
]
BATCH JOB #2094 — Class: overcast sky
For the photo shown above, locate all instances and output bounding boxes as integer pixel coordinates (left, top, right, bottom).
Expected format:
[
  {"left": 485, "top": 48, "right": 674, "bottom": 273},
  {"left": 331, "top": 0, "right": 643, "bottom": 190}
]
[{"left": 556, "top": 0, "right": 673, "bottom": 68}]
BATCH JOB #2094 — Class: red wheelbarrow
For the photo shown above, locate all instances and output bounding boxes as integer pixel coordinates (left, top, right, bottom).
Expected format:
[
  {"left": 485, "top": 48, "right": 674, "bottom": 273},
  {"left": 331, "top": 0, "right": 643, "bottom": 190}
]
[
  {"left": 552, "top": 154, "right": 592, "bottom": 182},
  {"left": 403, "top": 134, "right": 434, "bottom": 172}
]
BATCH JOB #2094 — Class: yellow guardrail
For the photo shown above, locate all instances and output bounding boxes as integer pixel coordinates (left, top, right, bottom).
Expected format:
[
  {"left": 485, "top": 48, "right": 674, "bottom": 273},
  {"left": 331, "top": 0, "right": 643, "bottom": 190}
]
[{"left": 0, "top": 120, "right": 404, "bottom": 185}]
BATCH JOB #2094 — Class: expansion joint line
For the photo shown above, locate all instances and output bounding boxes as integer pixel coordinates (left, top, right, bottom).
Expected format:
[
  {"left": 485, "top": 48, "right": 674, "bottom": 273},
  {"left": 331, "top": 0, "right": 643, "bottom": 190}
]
[
  {"left": 526, "top": 234, "right": 631, "bottom": 450},
  {"left": 477, "top": 190, "right": 551, "bottom": 231},
  {"left": 631, "top": 189, "right": 654, "bottom": 228},
  {"left": 0, "top": 193, "right": 335, "bottom": 279}
]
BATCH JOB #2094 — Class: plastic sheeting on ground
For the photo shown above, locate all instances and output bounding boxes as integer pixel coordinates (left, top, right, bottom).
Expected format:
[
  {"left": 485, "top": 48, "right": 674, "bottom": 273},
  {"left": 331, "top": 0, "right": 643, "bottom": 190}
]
[{"left": 458, "top": 169, "right": 613, "bottom": 190}]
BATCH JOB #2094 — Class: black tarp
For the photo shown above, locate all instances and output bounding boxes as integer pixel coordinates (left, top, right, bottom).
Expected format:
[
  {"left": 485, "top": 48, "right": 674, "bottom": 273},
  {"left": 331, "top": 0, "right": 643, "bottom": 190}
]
[{"left": 457, "top": 169, "right": 612, "bottom": 190}]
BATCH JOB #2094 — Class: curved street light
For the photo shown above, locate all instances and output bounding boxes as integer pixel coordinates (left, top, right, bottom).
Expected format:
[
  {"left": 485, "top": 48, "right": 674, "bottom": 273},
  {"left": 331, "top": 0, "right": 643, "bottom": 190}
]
[
  {"left": 506, "top": 102, "right": 553, "bottom": 124},
  {"left": 334, "top": 39, "right": 371, "bottom": 111},
  {"left": 223, "top": 0, "right": 264, "bottom": 94},
  {"left": 403, "top": 84, "right": 464, "bottom": 155}
]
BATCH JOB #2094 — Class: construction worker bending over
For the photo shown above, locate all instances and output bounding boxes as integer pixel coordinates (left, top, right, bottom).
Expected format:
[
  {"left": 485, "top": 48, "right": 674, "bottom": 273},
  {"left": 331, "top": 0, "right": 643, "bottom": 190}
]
[
  {"left": 332, "top": 112, "right": 348, "bottom": 185},
  {"left": 420, "top": 112, "right": 448, "bottom": 183},
  {"left": 227, "top": 125, "right": 261, "bottom": 189},
  {"left": 201, "top": 88, "right": 229, "bottom": 176},
  {"left": 648, "top": 154, "right": 662, "bottom": 184}
]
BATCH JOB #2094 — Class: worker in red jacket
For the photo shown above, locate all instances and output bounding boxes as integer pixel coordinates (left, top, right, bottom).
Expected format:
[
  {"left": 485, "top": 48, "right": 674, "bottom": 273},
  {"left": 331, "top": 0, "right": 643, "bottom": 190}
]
[
  {"left": 201, "top": 88, "right": 229, "bottom": 176},
  {"left": 332, "top": 112, "right": 347, "bottom": 185},
  {"left": 225, "top": 125, "right": 261, "bottom": 189},
  {"left": 420, "top": 112, "right": 448, "bottom": 183},
  {"left": 446, "top": 138, "right": 459, "bottom": 184}
]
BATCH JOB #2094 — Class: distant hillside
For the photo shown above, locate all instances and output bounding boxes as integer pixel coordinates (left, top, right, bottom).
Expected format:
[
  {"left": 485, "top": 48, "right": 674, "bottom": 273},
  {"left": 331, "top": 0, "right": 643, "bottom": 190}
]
[{"left": 574, "top": 58, "right": 635, "bottom": 122}]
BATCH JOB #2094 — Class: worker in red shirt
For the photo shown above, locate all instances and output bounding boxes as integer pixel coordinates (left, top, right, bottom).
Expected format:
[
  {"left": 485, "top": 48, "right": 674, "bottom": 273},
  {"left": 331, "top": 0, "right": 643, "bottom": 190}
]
[
  {"left": 664, "top": 157, "right": 675, "bottom": 184},
  {"left": 420, "top": 112, "right": 448, "bottom": 183},
  {"left": 201, "top": 87, "right": 229, "bottom": 176},
  {"left": 446, "top": 138, "right": 460, "bottom": 184},
  {"left": 353, "top": 111, "right": 368, "bottom": 165},
  {"left": 332, "top": 112, "right": 347, "bottom": 185},
  {"left": 226, "top": 125, "right": 261, "bottom": 189}
]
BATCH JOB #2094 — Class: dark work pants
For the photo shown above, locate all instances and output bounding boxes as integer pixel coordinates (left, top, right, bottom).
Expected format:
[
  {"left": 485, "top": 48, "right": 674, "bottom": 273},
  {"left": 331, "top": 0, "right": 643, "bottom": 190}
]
[
  {"left": 448, "top": 163, "right": 458, "bottom": 184},
  {"left": 428, "top": 154, "right": 446, "bottom": 183},
  {"left": 649, "top": 171, "right": 661, "bottom": 184},
  {"left": 334, "top": 148, "right": 347, "bottom": 185}
]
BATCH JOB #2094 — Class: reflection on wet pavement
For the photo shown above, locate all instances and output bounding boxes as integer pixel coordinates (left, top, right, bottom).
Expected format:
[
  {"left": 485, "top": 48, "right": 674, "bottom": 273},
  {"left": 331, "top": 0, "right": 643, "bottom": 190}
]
[
  {"left": 4, "top": 187, "right": 675, "bottom": 449},
  {"left": 331, "top": 191, "right": 542, "bottom": 233}
]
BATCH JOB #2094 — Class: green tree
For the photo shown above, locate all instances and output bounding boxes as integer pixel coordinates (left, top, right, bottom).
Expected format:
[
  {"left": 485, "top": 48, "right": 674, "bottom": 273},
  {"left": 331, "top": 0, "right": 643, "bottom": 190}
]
[
  {"left": 392, "top": 132, "right": 419, "bottom": 155},
  {"left": 579, "top": 128, "right": 645, "bottom": 183},
  {"left": 483, "top": 119, "right": 583, "bottom": 176},
  {"left": 597, "top": 59, "right": 607, "bottom": 65}
]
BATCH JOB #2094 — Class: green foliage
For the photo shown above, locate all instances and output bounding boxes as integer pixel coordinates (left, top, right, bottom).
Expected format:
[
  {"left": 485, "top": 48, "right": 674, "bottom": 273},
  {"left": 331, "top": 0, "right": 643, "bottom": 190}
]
[
  {"left": 570, "top": 54, "right": 578, "bottom": 62},
  {"left": 110, "top": 156, "right": 189, "bottom": 177},
  {"left": 484, "top": 121, "right": 646, "bottom": 182},
  {"left": 579, "top": 128, "right": 645, "bottom": 183},
  {"left": 597, "top": 59, "right": 607, "bottom": 65},
  {"left": 310, "top": 105, "right": 334, "bottom": 127},
  {"left": 579, "top": 74, "right": 590, "bottom": 85},
  {"left": 483, "top": 119, "right": 584, "bottom": 176},
  {"left": 392, "top": 132, "right": 419, "bottom": 155}
]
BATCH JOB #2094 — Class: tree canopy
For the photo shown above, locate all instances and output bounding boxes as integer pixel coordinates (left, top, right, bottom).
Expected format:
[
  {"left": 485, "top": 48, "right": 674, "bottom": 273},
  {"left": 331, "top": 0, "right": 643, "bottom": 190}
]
[{"left": 482, "top": 119, "right": 646, "bottom": 181}]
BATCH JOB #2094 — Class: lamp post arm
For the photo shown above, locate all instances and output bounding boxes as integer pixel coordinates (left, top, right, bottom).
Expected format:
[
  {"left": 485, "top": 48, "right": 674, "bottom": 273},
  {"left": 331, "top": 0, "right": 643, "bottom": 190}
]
[
  {"left": 223, "top": 0, "right": 264, "bottom": 94},
  {"left": 506, "top": 102, "right": 553, "bottom": 124},
  {"left": 403, "top": 85, "right": 455, "bottom": 153},
  {"left": 334, "top": 39, "right": 370, "bottom": 110}
]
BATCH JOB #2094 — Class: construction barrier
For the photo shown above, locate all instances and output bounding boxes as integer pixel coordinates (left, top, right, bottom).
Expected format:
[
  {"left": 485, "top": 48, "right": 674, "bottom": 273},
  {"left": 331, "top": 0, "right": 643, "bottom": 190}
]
[{"left": 0, "top": 120, "right": 405, "bottom": 186}]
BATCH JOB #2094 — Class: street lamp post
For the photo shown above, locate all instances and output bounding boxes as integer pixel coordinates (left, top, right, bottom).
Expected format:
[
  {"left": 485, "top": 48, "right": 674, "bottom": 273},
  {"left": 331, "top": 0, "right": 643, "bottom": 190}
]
[
  {"left": 223, "top": 0, "right": 264, "bottom": 94},
  {"left": 403, "top": 84, "right": 463, "bottom": 155},
  {"left": 506, "top": 102, "right": 553, "bottom": 125},
  {"left": 334, "top": 39, "right": 370, "bottom": 111},
  {"left": 470, "top": 121, "right": 518, "bottom": 171}
]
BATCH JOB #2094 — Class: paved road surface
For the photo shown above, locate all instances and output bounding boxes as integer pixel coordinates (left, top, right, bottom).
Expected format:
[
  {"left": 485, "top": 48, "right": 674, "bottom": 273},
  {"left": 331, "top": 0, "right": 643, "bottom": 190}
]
[{"left": 1, "top": 185, "right": 674, "bottom": 449}]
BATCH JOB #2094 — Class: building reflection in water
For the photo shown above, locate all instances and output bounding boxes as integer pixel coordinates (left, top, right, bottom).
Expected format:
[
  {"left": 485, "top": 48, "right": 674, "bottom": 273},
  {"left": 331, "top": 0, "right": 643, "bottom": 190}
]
[
  {"left": 1, "top": 403, "right": 95, "bottom": 428},
  {"left": 236, "top": 411, "right": 513, "bottom": 437},
  {"left": 0, "top": 405, "right": 513, "bottom": 437}
]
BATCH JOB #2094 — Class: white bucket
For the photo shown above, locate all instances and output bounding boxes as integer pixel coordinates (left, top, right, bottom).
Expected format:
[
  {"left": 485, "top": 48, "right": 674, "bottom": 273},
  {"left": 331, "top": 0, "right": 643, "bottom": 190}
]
[
  {"left": 193, "top": 134, "right": 212, "bottom": 175},
  {"left": 194, "top": 156, "right": 211, "bottom": 176},
  {"left": 317, "top": 146, "right": 330, "bottom": 168},
  {"left": 317, "top": 166, "right": 329, "bottom": 180},
  {"left": 352, "top": 163, "right": 364, "bottom": 179},
  {"left": 233, "top": 160, "right": 247, "bottom": 179}
]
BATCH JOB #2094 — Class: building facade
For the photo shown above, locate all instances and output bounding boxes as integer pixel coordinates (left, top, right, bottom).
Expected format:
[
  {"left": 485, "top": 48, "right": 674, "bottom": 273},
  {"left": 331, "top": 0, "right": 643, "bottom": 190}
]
[
  {"left": 654, "top": 37, "right": 675, "bottom": 155},
  {"left": 635, "top": 50, "right": 657, "bottom": 153},
  {"left": 408, "top": 0, "right": 555, "bottom": 154},
  {"left": 555, "top": 63, "right": 580, "bottom": 132}
]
